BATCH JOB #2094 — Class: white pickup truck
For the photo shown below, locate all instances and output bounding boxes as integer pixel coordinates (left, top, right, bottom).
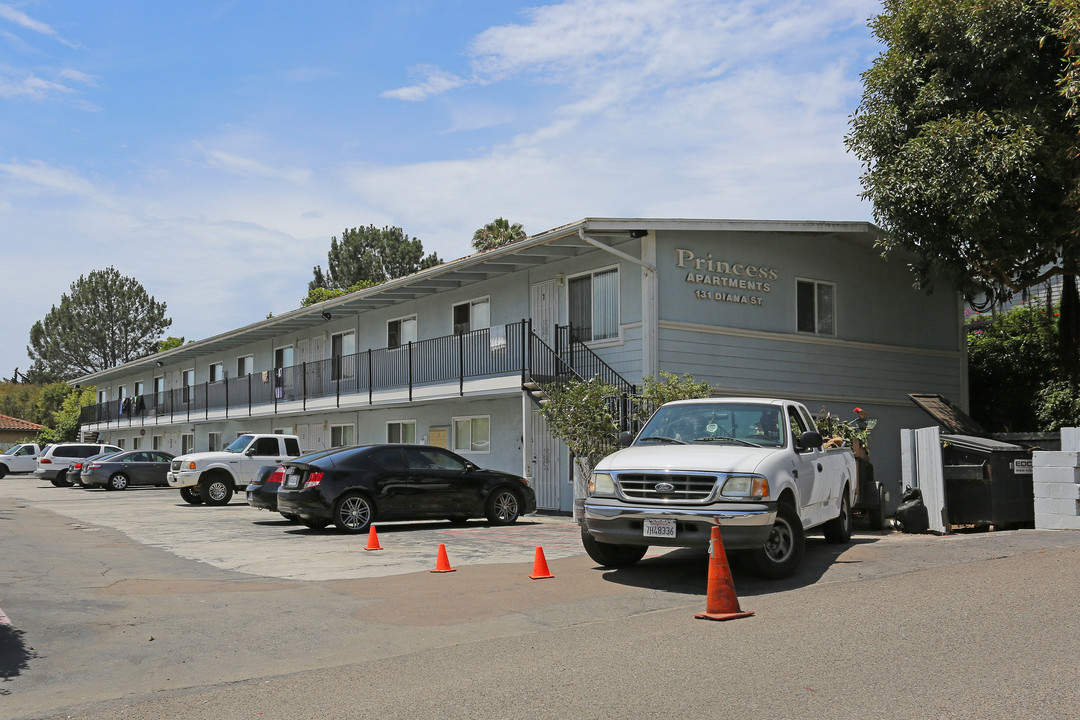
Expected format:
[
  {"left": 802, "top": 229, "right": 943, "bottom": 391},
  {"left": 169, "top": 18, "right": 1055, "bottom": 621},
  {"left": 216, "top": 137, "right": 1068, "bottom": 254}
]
[
  {"left": 0, "top": 442, "right": 43, "bottom": 477},
  {"left": 168, "top": 434, "right": 302, "bottom": 506},
  {"left": 581, "top": 398, "right": 856, "bottom": 579}
]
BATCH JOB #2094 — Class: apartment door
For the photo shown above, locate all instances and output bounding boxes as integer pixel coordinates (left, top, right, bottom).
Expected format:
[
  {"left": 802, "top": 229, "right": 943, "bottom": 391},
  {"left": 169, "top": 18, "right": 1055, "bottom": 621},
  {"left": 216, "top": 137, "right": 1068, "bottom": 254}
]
[
  {"left": 296, "top": 424, "right": 310, "bottom": 453},
  {"left": 530, "top": 279, "right": 557, "bottom": 347},
  {"left": 530, "top": 409, "right": 563, "bottom": 511},
  {"left": 310, "top": 423, "right": 327, "bottom": 451}
]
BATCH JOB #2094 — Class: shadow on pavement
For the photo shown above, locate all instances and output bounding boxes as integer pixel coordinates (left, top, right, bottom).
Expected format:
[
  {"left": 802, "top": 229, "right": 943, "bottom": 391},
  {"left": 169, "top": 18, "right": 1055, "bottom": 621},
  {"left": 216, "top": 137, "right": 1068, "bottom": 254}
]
[
  {"left": 0, "top": 623, "right": 36, "bottom": 694},
  {"left": 596, "top": 536, "right": 884, "bottom": 597}
]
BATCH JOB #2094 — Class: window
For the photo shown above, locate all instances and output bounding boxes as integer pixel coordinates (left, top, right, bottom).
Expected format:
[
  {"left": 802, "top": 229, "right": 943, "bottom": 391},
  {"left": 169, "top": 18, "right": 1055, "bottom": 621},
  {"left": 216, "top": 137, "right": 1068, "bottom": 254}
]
[
  {"left": 116, "top": 438, "right": 126, "bottom": 449},
  {"left": 405, "top": 447, "right": 465, "bottom": 472},
  {"left": 152, "top": 434, "right": 164, "bottom": 451},
  {"left": 132, "top": 436, "right": 142, "bottom": 450},
  {"left": 331, "top": 424, "right": 355, "bottom": 447},
  {"left": 274, "top": 346, "right": 294, "bottom": 369},
  {"left": 209, "top": 362, "right": 224, "bottom": 382},
  {"left": 118, "top": 385, "right": 127, "bottom": 401},
  {"left": 251, "top": 437, "right": 280, "bottom": 455},
  {"left": 453, "top": 415, "right": 490, "bottom": 454},
  {"left": 453, "top": 297, "right": 490, "bottom": 334},
  {"left": 387, "top": 315, "right": 417, "bottom": 349},
  {"left": 208, "top": 432, "right": 221, "bottom": 452},
  {"left": 153, "top": 376, "right": 164, "bottom": 396},
  {"left": 568, "top": 267, "right": 619, "bottom": 342},
  {"left": 237, "top": 355, "right": 253, "bottom": 377},
  {"left": 387, "top": 420, "right": 416, "bottom": 444},
  {"left": 182, "top": 369, "right": 195, "bottom": 403},
  {"left": 134, "top": 381, "right": 144, "bottom": 396},
  {"left": 98, "top": 389, "right": 107, "bottom": 405},
  {"left": 331, "top": 331, "right": 356, "bottom": 381},
  {"left": 181, "top": 433, "right": 194, "bottom": 455},
  {"left": 797, "top": 279, "right": 836, "bottom": 336}
]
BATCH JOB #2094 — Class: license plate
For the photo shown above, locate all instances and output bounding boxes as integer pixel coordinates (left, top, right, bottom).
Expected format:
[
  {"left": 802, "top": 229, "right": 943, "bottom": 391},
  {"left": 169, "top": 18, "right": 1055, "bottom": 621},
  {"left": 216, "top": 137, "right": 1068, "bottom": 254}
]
[
  {"left": 643, "top": 518, "right": 676, "bottom": 538},
  {"left": 283, "top": 471, "right": 300, "bottom": 489}
]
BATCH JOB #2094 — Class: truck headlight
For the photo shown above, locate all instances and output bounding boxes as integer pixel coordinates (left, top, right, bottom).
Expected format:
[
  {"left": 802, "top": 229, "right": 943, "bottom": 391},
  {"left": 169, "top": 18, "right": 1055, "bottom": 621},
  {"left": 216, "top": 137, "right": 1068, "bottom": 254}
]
[
  {"left": 719, "top": 474, "right": 769, "bottom": 500},
  {"left": 590, "top": 472, "right": 615, "bottom": 495},
  {"left": 187, "top": 461, "right": 197, "bottom": 470}
]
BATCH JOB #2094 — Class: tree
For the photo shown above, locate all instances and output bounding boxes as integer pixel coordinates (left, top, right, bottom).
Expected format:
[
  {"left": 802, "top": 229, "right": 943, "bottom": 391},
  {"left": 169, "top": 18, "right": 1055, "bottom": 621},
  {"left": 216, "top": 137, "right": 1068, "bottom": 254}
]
[
  {"left": 300, "top": 281, "right": 376, "bottom": 307},
  {"left": 37, "top": 386, "right": 96, "bottom": 443},
  {"left": 27, "top": 267, "right": 171, "bottom": 383},
  {"left": 472, "top": 218, "right": 526, "bottom": 252},
  {"left": 308, "top": 226, "right": 441, "bottom": 297},
  {"left": 157, "top": 336, "right": 185, "bottom": 353},
  {"left": 629, "top": 371, "right": 714, "bottom": 428},
  {"left": 845, "top": 0, "right": 1080, "bottom": 373}
]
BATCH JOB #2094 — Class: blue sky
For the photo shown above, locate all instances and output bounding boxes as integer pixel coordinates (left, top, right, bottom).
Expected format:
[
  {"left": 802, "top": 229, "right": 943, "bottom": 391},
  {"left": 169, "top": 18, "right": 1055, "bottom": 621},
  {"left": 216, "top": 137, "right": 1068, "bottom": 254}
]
[{"left": 0, "top": 0, "right": 882, "bottom": 383}]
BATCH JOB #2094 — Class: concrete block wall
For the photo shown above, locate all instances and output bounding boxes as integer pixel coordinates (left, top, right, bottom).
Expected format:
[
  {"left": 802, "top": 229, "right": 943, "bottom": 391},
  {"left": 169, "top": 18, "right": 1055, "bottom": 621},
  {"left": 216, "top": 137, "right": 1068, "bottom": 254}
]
[{"left": 1033, "top": 431, "right": 1080, "bottom": 530}]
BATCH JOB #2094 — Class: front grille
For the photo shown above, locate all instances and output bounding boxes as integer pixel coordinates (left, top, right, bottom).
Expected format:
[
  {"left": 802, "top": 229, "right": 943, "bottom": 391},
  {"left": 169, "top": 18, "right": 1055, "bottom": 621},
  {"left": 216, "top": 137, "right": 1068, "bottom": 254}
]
[
  {"left": 170, "top": 460, "right": 181, "bottom": 471},
  {"left": 615, "top": 473, "right": 719, "bottom": 503}
]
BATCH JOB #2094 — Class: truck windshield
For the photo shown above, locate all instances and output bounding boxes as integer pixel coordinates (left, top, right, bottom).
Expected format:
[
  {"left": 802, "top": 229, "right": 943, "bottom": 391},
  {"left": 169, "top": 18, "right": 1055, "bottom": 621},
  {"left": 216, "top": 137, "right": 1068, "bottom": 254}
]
[
  {"left": 224, "top": 435, "right": 254, "bottom": 453},
  {"left": 636, "top": 403, "right": 785, "bottom": 448}
]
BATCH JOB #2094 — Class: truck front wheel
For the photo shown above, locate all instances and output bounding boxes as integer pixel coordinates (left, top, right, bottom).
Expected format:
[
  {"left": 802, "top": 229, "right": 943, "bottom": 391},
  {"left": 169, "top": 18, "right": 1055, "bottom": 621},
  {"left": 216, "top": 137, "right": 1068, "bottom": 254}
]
[
  {"left": 580, "top": 526, "right": 648, "bottom": 568},
  {"left": 748, "top": 502, "right": 805, "bottom": 579},
  {"left": 180, "top": 486, "right": 203, "bottom": 505},
  {"left": 199, "top": 474, "right": 233, "bottom": 506}
]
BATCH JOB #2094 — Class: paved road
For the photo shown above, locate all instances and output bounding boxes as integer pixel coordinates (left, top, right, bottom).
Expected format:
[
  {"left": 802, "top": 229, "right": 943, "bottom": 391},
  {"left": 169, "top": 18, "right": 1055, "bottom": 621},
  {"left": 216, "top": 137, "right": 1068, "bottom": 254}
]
[{"left": 3, "top": 474, "right": 1080, "bottom": 719}]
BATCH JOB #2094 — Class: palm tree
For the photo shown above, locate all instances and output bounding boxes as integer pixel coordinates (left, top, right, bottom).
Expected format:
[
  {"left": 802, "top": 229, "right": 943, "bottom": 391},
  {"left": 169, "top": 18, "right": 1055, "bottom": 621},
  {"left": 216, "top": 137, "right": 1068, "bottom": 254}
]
[{"left": 472, "top": 217, "right": 526, "bottom": 252}]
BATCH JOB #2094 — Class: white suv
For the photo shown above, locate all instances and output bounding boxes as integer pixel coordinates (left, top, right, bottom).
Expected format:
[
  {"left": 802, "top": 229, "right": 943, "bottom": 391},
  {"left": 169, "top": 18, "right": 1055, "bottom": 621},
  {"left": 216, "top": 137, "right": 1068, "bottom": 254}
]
[{"left": 35, "top": 442, "right": 121, "bottom": 486}]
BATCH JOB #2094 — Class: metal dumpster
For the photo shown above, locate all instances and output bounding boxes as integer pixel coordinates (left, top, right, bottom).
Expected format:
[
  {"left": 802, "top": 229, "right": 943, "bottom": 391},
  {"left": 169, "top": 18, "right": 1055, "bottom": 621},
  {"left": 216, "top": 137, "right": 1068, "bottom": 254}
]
[{"left": 940, "top": 434, "right": 1034, "bottom": 528}]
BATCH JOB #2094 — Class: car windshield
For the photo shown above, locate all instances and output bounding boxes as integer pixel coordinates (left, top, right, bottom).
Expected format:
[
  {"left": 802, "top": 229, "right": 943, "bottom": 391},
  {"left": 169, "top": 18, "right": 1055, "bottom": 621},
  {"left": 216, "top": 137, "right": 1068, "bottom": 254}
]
[
  {"left": 224, "top": 435, "right": 254, "bottom": 453},
  {"left": 636, "top": 402, "right": 785, "bottom": 448}
]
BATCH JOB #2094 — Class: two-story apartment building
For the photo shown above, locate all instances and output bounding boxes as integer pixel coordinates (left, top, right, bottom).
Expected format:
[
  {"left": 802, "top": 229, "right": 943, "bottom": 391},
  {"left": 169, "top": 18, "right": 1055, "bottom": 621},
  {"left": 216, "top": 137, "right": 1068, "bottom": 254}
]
[{"left": 75, "top": 218, "right": 966, "bottom": 513}]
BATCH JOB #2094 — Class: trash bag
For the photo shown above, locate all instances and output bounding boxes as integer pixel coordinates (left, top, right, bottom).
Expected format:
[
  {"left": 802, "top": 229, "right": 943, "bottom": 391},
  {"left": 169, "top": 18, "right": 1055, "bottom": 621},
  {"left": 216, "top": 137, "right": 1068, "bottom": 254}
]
[{"left": 894, "top": 486, "right": 929, "bottom": 533}]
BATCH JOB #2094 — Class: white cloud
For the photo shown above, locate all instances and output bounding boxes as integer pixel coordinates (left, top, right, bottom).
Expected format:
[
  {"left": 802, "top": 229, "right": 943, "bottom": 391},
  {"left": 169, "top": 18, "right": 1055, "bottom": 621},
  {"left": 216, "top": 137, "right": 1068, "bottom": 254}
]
[
  {"left": 57, "top": 68, "right": 98, "bottom": 85},
  {"left": 0, "top": 2, "right": 77, "bottom": 48},
  {"left": 196, "top": 144, "right": 313, "bottom": 184},
  {"left": 0, "top": 68, "right": 74, "bottom": 100},
  {"left": 381, "top": 65, "right": 467, "bottom": 101}
]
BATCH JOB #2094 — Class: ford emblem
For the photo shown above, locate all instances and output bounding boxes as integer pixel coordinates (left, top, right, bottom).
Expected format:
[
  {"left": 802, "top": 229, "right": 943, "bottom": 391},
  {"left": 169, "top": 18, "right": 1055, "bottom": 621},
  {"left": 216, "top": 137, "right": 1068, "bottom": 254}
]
[{"left": 654, "top": 482, "right": 675, "bottom": 493}]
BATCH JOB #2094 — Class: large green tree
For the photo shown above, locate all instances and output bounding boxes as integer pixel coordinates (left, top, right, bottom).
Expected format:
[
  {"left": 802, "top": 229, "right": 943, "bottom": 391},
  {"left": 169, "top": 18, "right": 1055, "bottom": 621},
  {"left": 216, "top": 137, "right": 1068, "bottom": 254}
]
[
  {"left": 471, "top": 217, "right": 526, "bottom": 252},
  {"left": 845, "top": 0, "right": 1080, "bottom": 370},
  {"left": 308, "top": 226, "right": 441, "bottom": 297},
  {"left": 27, "top": 267, "right": 171, "bottom": 383}
]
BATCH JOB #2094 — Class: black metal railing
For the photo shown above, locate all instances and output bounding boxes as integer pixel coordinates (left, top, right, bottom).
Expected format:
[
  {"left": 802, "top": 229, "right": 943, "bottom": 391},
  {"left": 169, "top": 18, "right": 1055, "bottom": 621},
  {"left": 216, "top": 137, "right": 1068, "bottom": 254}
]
[
  {"left": 80, "top": 321, "right": 529, "bottom": 426},
  {"left": 555, "top": 323, "right": 637, "bottom": 397}
]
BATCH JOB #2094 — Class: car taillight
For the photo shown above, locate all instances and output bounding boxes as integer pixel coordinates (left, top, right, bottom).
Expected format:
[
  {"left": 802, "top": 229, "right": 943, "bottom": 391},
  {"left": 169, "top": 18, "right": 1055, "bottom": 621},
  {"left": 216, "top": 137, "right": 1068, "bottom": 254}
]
[
  {"left": 269, "top": 467, "right": 286, "bottom": 484},
  {"left": 88, "top": 464, "right": 101, "bottom": 470},
  {"left": 40, "top": 458, "right": 51, "bottom": 464},
  {"left": 302, "top": 471, "right": 324, "bottom": 489},
  {"left": 73, "top": 463, "right": 84, "bottom": 470}
]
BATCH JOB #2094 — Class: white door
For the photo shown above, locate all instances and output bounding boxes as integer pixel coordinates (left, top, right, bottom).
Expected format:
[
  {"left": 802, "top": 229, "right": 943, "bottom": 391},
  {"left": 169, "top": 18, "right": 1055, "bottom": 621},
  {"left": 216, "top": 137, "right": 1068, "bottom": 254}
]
[
  {"left": 530, "top": 409, "right": 563, "bottom": 511},
  {"left": 311, "top": 336, "right": 325, "bottom": 395},
  {"left": 296, "top": 424, "right": 310, "bottom": 453},
  {"left": 530, "top": 280, "right": 557, "bottom": 346},
  {"left": 311, "top": 423, "right": 327, "bottom": 451}
]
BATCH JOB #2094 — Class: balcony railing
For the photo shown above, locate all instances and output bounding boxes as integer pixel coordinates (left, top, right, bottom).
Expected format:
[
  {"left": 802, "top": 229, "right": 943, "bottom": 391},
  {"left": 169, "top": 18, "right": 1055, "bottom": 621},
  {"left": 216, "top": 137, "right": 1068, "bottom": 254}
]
[{"left": 80, "top": 321, "right": 531, "bottom": 426}]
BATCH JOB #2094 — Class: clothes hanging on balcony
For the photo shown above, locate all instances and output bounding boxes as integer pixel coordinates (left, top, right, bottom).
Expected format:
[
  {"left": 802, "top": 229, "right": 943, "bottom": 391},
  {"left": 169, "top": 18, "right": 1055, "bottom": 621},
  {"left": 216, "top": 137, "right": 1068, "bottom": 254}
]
[
  {"left": 274, "top": 367, "right": 284, "bottom": 399},
  {"left": 134, "top": 395, "right": 146, "bottom": 415}
]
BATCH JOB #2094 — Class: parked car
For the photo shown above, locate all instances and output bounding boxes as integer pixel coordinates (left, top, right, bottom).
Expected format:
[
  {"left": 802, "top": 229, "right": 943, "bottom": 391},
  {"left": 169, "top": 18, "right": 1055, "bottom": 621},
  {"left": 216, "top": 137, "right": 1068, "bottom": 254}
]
[
  {"left": 0, "top": 442, "right": 43, "bottom": 477},
  {"left": 276, "top": 444, "right": 537, "bottom": 533},
  {"left": 35, "top": 442, "right": 122, "bottom": 486},
  {"left": 81, "top": 450, "right": 175, "bottom": 490},
  {"left": 68, "top": 452, "right": 120, "bottom": 486},
  {"left": 247, "top": 449, "right": 345, "bottom": 522}
]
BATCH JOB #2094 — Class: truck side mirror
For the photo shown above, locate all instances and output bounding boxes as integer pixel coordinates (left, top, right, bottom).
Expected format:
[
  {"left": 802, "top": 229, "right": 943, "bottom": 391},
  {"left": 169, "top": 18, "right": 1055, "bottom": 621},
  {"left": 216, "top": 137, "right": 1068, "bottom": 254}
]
[
  {"left": 797, "top": 430, "right": 823, "bottom": 451},
  {"left": 619, "top": 431, "right": 634, "bottom": 448}
]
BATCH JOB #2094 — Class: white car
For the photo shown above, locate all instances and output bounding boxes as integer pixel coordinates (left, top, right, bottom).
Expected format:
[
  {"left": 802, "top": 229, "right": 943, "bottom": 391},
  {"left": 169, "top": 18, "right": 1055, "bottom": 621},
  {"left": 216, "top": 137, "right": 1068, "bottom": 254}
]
[{"left": 34, "top": 442, "right": 122, "bottom": 486}]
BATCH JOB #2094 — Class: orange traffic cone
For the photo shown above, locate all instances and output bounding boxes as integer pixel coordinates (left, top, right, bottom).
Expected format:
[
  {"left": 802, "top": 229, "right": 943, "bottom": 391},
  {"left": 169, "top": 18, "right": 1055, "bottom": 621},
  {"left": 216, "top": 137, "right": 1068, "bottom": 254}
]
[
  {"left": 431, "top": 543, "right": 456, "bottom": 573},
  {"left": 529, "top": 546, "right": 554, "bottom": 579},
  {"left": 694, "top": 526, "right": 754, "bottom": 621},
  {"left": 365, "top": 525, "right": 383, "bottom": 551}
]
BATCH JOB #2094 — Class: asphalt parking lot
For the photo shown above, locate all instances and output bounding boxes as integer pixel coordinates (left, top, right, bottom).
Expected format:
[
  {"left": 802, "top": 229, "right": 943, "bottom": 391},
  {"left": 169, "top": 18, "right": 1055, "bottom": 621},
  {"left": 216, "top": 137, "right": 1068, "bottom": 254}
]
[
  {"left": 0, "top": 473, "right": 598, "bottom": 580},
  {"left": 6, "top": 470, "right": 1080, "bottom": 720}
]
